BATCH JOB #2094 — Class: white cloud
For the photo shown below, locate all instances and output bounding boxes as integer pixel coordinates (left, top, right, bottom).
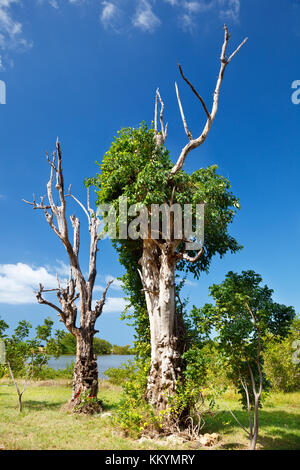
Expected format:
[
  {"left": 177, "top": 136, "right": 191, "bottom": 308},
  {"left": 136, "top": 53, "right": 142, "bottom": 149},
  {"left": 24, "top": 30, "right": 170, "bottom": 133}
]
[
  {"left": 101, "top": 1, "right": 116, "bottom": 22},
  {"left": 91, "top": 275, "right": 123, "bottom": 293},
  {"left": 38, "top": 0, "right": 85, "bottom": 9},
  {"left": 0, "top": 0, "right": 30, "bottom": 51},
  {"left": 180, "top": 1, "right": 213, "bottom": 32},
  {"left": 133, "top": 0, "right": 161, "bottom": 32},
  {"left": 93, "top": 284, "right": 106, "bottom": 292},
  {"left": 0, "top": 262, "right": 128, "bottom": 311},
  {"left": 177, "top": 276, "right": 197, "bottom": 287},
  {"left": 105, "top": 274, "right": 123, "bottom": 290},
  {"left": 218, "top": 0, "right": 240, "bottom": 22},
  {"left": 0, "top": 0, "right": 241, "bottom": 65},
  {"left": 102, "top": 296, "right": 128, "bottom": 313},
  {"left": 53, "top": 259, "right": 70, "bottom": 277},
  {"left": 100, "top": 1, "right": 122, "bottom": 31},
  {"left": 91, "top": 295, "right": 128, "bottom": 313},
  {"left": 178, "top": 0, "right": 240, "bottom": 32},
  {"left": 0, "top": 263, "right": 60, "bottom": 304},
  {"left": 183, "top": 1, "right": 209, "bottom": 13},
  {"left": 49, "top": 0, "right": 59, "bottom": 8}
]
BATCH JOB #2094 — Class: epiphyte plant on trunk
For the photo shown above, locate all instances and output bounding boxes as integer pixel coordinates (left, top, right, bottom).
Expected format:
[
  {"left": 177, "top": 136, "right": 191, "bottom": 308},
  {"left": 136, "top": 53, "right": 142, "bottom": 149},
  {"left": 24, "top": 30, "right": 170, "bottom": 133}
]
[
  {"left": 88, "top": 25, "right": 248, "bottom": 418},
  {"left": 24, "top": 139, "right": 112, "bottom": 414}
]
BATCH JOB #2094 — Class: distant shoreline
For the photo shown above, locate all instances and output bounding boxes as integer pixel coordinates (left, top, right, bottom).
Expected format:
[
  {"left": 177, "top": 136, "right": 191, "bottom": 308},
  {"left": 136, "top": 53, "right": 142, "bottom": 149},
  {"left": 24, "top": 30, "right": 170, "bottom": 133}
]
[
  {"left": 51, "top": 353, "right": 134, "bottom": 357},
  {"left": 48, "top": 353, "right": 134, "bottom": 359}
]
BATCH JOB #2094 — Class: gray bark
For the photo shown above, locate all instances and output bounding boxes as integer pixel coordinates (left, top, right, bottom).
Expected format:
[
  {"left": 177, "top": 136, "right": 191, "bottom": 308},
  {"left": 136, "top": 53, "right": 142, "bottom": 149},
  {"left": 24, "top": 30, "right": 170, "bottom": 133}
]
[
  {"left": 139, "top": 240, "right": 186, "bottom": 412},
  {"left": 24, "top": 141, "right": 112, "bottom": 413},
  {"left": 145, "top": 26, "right": 248, "bottom": 417}
]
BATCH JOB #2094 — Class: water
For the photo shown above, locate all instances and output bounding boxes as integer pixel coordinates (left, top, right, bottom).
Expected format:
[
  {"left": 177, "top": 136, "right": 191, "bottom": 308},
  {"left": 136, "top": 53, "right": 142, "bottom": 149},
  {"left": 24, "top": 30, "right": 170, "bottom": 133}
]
[{"left": 47, "top": 355, "right": 133, "bottom": 378}]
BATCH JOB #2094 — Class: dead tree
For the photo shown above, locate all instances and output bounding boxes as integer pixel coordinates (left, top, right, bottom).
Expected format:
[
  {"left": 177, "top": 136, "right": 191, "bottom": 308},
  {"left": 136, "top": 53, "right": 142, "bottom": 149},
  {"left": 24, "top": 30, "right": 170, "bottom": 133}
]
[
  {"left": 139, "top": 25, "right": 248, "bottom": 412},
  {"left": 24, "top": 140, "right": 112, "bottom": 413}
]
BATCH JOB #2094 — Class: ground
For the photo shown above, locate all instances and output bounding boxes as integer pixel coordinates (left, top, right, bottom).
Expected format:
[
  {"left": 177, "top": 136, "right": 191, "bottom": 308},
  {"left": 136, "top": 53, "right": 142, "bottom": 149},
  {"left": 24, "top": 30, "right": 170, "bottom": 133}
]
[{"left": 0, "top": 379, "right": 299, "bottom": 450}]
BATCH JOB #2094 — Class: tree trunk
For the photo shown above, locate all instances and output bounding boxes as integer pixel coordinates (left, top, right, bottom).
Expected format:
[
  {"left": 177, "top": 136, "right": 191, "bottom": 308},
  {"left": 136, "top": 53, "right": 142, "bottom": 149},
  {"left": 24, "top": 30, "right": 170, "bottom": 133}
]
[
  {"left": 140, "top": 240, "right": 186, "bottom": 414},
  {"left": 18, "top": 393, "right": 22, "bottom": 413},
  {"left": 64, "top": 326, "right": 102, "bottom": 414},
  {"left": 250, "top": 397, "right": 259, "bottom": 450},
  {"left": 73, "top": 328, "right": 98, "bottom": 396}
]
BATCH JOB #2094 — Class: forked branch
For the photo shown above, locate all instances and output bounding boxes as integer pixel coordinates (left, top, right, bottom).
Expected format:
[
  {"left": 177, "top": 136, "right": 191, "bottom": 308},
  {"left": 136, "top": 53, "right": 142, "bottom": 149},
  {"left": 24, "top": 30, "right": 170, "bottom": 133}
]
[
  {"left": 24, "top": 140, "right": 112, "bottom": 335},
  {"left": 171, "top": 25, "right": 248, "bottom": 175},
  {"left": 154, "top": 88, "right": 168, "bottom": 145}
]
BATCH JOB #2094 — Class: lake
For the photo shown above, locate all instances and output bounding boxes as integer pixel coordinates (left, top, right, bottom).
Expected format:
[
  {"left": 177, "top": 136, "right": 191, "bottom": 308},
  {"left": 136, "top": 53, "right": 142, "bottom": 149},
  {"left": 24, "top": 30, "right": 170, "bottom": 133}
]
[{"left": 47, "top": 355, "right": 133, "bottom": 378}]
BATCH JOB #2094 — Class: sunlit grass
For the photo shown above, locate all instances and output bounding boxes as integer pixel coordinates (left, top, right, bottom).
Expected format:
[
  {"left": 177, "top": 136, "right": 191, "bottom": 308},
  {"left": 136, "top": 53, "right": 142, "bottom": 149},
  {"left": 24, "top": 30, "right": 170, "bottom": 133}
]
[
  {"left": 0, "top": 379, "right": 299, "bottom": 450},
  {"left": 204, "top": 389, "right": 300, "bottom": 450}
]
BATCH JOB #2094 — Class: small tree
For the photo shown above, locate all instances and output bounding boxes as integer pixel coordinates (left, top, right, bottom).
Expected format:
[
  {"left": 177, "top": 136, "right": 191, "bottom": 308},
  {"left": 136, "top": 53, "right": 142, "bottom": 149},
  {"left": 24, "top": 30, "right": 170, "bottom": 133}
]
[
  {"left": 24, "top": 140, "right": 112, "bottom": 413},
  {"left": 199, "top": 270, "right": 296, "bottom": 450},
  {"left": 3, "top": 320, "right": 49, "bottom": 412}
]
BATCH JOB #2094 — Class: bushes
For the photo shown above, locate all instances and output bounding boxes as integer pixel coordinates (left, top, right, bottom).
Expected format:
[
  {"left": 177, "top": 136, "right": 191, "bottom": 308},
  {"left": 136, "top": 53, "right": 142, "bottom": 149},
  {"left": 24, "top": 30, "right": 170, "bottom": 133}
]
[
  {"left": 107, "top": 350, "right": 215, "bottom": 437},
  {"left": 263, "top": 336, "right": 300, "bottom": 392},
  {"left": 32, "top": 361, "right": 75, "bottom": 380},
  {"left": 112, "top": 358, "right": 151, "bottom": 435},
  {"left": 262, "top": 319, "right": 300, "bottom": 393},
  {"left": 105, "top": 362, "right": 135, "bottom": 385},
  {"left": 0, "top": 361, "right": 74, "bottom": 381}
]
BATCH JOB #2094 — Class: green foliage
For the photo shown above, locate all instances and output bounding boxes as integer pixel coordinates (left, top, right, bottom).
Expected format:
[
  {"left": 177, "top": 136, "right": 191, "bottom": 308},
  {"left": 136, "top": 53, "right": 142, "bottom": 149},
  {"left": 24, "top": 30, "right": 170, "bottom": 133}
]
[
  {"left": 86, "top": 122, "right": 242, "bottom": 386},
  {"left": 74, "top": 390, "right": 100, "bottom": 412},
  {"left": 88, "top": 123, "right": 241, "bottom": 277},
  {"left": 263, "top": 319, "right": 300, "bottom": 392},
  {"left": 45, "top": 329, "right": 130, "bottom": 356},
  {"left": 93, "top": 337, "right": 112, "bottom": 355},
  {"left": 0, "top": 319, "right": 76, "bottom": 380},
  {"left": 32, "top": 361, "right": 75, "bottom": 380},
  {"left": 3, "top": 320, "right": 49, "bottom": 379},
  {"left": 105, "top": 364, "right": 133, "bottom": 385},
  {"left": 197, "top": 270, "right": 296, "bottom": 410},
  {"left": 36, "top": 317, "right": 54, "bottom": 342},
  {"left": 111, "top": 344, "right": 134, "bottom": 355},
  {"left": 112, "top": 358, "right": 152, "bottom": 435},
  {"left": 0, "top": 317, "right": 9, "bottom": 338},
  {"left": 45, "top": 330, "right": 76, "bottom": 356}
]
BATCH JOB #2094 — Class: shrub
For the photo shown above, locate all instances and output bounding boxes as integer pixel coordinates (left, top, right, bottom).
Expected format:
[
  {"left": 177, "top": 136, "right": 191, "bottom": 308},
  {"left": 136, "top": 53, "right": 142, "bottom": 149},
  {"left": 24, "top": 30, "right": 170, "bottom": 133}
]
[{"left": 263, "top": 336, "right": 300, "bottom": 392}]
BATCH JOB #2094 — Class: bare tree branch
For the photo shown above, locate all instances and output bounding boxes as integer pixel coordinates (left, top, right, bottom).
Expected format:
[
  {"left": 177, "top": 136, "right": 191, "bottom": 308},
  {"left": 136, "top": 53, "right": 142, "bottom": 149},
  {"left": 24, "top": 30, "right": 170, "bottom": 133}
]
[
  {"left": 154, "top": 89, "right": 158, "bottom": 132},
  {"left": 177, "top": 247, "right": 204, "bottom": 263},
  {"left": 178, "top": 63, "right": 210, "bottom": 120},
  {"left": 24, "top": 138, "right": 113, "bottom": 407},
  {"left": 171, "top": 25, "right": 248, "bottom": 175},
  {"left": 175, "top": 82, "right": 193, "bottom": 140},
  {"left": 154, "top": 88, "right": 167, "bottom": 146},
  {"left": 36, "top": 283, "right": 65, "bottom": 320},
  {"left": 94, "top": 279, "right": 114, "bottom": 318},
  {"left": 66, "top": 185, "right": 91, "bottom": 224},
  {"left": 209, "top": 382, "right": 251, "bottom": 436}
]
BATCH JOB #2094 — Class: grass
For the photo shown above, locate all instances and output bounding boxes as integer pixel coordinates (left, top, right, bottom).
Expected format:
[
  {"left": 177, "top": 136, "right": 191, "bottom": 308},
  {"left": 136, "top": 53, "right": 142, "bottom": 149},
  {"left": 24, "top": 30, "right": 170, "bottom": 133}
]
[
  {"left": 204, "top": 389, "right": 300, "bottom": 450},
  {"left": 0, "top": 379, "right": 299, "bottom": 450}
]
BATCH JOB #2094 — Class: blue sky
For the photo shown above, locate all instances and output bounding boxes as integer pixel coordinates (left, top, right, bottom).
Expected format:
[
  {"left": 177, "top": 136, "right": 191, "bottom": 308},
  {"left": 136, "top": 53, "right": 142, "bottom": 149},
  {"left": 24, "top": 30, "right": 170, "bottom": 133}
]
[{"left": 0, "top": 0, "right": 299, "bottom": 345}]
